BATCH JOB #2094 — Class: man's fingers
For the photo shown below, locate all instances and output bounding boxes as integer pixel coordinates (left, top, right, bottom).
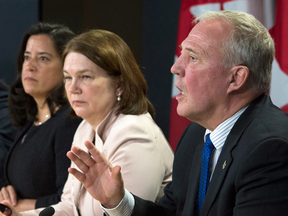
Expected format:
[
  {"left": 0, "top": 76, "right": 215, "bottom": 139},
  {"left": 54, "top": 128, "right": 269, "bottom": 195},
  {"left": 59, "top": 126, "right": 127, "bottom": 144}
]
[
  {"left": 71, "top": 145, "right": 96, "bottom": 168},
  {"left": 67, "top": 151, "right": 90, "bottom": 173},
  {"left": 84, "top": 141, "right": 112, "bottom": 169},
  {"left": 68, "top": 167, "right": 86, "bottom": 184},
  {"left": 111, "top": 165, "right": 124, "bottom": 188}
]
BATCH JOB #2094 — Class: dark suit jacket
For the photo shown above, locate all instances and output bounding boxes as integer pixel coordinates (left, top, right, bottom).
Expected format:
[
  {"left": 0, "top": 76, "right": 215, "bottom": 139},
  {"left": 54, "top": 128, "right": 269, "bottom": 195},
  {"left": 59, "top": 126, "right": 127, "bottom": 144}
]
[{"left": 132, "top": 94, "right": 288, "bottom": 216}]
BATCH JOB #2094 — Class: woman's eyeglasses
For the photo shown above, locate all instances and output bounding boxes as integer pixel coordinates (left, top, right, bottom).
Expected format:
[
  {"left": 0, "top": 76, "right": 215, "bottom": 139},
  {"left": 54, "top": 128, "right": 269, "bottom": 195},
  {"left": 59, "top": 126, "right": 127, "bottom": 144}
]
[{"left": 0, "top": 204, "right": 12, "bottom": 216}]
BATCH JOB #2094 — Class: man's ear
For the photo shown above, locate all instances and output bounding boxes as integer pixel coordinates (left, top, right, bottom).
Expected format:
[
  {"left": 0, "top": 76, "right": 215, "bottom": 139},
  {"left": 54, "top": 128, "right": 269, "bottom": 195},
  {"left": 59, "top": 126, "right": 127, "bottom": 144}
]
[{"left": 227, "top": 65, "right": 249, "bottom": 94}]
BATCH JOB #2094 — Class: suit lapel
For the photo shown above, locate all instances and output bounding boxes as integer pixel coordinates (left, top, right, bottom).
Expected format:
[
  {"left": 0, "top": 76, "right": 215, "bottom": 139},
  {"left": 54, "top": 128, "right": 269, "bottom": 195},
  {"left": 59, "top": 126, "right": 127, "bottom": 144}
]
[
  {"left": 200, "top": 94, "right": 268, "bottom": 215},
  {"left": 174, "top": 125, "right": 205, "bottom": 215},
  {"left": 182, "top": 143, "right": 203, "bottom": 215}
]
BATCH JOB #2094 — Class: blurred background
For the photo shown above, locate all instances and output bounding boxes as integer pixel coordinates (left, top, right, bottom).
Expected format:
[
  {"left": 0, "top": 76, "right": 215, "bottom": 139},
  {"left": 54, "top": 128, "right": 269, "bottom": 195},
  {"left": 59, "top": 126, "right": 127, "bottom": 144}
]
[
  {"left": 0, "top": 0, "right": 181, "bottom": 143},
  {"left": 1, "top": 0, "right": 287, "bottom": 151}
]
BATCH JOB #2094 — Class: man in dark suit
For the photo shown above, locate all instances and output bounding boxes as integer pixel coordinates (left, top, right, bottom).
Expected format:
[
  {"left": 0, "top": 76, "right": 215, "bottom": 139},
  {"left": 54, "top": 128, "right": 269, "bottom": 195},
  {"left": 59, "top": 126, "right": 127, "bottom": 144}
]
[{"left": 5, "top": 10, "right": 287, "bottom": 216}]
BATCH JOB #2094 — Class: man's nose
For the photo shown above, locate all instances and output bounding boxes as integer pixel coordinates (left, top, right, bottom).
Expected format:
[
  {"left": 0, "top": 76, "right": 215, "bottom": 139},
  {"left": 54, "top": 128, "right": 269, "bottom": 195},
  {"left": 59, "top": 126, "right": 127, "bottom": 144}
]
[{"left": 171, "top": 56, "right": 183, "bottom": 76}]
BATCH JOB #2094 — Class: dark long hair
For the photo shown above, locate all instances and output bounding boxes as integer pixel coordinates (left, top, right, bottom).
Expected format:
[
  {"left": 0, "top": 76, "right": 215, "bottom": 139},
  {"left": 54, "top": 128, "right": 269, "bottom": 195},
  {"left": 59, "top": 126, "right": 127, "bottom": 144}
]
[
  {"left": 8, "top": 23, "right": 75, "bottom": 127},
  {"left": 62, "top": 29, "right": 156, "bottom": 119}
]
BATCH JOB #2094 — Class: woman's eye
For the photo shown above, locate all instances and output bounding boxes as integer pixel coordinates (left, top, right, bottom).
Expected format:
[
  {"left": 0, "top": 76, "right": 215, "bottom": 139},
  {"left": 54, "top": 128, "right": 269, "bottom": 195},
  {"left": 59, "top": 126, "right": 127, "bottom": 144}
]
[
  {"left": 40, "top": 56, "right": 48, "bottom": 61},
  {"left": 82, "top": 76, "right": 91, "bottom": 80},
  {"left": 64, "top": 76, "right": 72, "bottom": 83},
  {"left": 24, "top": 55, "right": 30, "bottom": 61}
]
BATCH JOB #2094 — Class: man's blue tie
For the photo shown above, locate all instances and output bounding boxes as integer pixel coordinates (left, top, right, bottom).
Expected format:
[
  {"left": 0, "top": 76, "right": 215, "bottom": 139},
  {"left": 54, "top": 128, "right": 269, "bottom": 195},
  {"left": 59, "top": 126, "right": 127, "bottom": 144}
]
[{"left": 197, "top": 133, "right": 215, "bottom": 215}]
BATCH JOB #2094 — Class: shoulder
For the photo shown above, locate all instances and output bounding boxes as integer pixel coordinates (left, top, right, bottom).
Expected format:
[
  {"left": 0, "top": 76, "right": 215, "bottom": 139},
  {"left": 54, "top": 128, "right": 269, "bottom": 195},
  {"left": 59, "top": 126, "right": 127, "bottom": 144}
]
[
  {"left": 106, "top": 113, "right": 172, "bottom": 155},
  {"left": 227, "top": 96, "right": 288, "bottom": 170},
  {"left": 102, "top": 112, "right": 169, "bottom": 149},
  {"left": 112, "top": 113, "right": 162, "bottom": 136},
  {"left": 115, "top": 112, "right": 156, "bottom": 128},
  {"left": 242, "top": 99, "right": 288, "bottom": 142}
]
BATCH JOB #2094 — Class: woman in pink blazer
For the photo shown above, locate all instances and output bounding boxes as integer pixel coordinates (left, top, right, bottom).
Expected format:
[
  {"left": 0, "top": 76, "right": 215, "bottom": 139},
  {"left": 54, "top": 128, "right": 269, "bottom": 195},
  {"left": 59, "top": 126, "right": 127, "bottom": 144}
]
[{"left": 5, "top": 29, "right": 173, "bottom": 216}]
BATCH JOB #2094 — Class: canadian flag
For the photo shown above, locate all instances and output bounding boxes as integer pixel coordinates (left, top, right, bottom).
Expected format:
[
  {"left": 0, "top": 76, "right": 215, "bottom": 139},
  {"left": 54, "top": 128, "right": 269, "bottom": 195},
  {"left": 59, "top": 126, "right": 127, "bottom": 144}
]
[{"left": 169, "top": 0, "right": 288, "bottom": 151}]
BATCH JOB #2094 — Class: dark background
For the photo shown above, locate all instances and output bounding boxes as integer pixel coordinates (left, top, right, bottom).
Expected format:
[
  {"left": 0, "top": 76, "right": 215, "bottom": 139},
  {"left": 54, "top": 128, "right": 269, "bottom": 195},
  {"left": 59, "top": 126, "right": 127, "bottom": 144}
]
[{"left": 0, "top": 0, "right": 181, "bottom": 140}]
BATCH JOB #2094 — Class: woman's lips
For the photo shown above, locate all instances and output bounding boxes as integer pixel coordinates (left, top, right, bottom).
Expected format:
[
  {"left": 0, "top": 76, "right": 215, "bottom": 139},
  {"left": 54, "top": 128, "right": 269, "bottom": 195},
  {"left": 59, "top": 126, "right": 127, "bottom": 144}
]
[
  {"left": 24, "top": 77, "right": 37, "bottom": 82},
  {"left": 72, "top": 100, "right": 85, "bottom": 106}
]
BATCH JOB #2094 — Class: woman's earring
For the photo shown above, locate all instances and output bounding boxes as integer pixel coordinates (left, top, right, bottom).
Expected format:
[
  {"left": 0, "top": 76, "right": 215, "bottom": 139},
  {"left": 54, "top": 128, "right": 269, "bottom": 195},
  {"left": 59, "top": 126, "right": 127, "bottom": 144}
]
[{"left": 117, "top": 93, "right": 121, "bottom": 101}]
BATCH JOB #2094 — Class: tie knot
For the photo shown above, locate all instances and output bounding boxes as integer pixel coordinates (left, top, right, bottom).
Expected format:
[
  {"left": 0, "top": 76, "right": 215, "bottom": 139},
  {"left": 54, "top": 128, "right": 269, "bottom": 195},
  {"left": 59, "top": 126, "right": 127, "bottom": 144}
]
[{"left": 204, "top": 134, "right": 214, "bottom": 150}]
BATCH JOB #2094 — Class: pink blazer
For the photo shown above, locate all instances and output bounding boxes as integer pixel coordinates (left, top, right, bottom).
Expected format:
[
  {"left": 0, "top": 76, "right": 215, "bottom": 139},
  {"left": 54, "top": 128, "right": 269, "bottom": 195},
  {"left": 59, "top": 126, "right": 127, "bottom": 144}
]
[{"left": 22, "top": 110, "right": 174, "bottom": 216}]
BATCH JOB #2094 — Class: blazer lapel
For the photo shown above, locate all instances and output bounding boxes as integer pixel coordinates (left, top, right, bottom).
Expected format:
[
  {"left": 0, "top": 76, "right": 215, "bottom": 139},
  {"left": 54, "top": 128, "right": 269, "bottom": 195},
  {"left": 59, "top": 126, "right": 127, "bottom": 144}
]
[
  {"left": 200, "top": 94, "right": 268, "bottom": 215},
  {"left": 183, "top": 143, "right": 204, "bottom": 215},
  {"left": 6, "top": 121, "right": 32, "bottom": 159},
  {"left": 13, "top": 122, "right": 32, "bottom": 146},
  {"left": 4, "top": 122, "right": 32, "bottom": 182}
]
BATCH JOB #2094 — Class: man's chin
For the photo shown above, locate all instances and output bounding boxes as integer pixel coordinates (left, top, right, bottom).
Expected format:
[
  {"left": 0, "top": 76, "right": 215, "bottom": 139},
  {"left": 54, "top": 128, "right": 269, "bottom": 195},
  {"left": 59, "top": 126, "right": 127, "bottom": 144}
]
[
  {"left": 176, "top": 108, "right": 187, "bottom": 118},
  {"left": 177, "top": 108, "right": 195, "bottom": 122}
]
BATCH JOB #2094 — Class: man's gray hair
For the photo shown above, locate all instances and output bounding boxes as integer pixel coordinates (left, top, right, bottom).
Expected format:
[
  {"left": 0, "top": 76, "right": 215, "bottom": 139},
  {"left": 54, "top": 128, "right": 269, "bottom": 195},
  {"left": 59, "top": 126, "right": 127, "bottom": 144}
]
[{"left": 195, "top": 10, "right": 275, "bottom": 93}]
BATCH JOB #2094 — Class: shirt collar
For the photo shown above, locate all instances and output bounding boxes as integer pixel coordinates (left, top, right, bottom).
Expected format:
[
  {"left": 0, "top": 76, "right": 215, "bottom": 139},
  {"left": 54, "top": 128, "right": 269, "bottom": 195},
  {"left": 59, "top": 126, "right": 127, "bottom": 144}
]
[{"left": 205, "top": 105, "right": 248, "bottom": 150}]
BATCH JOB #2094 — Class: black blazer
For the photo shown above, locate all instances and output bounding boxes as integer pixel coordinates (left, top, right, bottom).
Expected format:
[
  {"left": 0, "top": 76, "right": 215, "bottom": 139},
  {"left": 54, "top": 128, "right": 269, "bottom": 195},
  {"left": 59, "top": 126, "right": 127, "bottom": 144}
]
[
  {"left": 132, "top": 94, "right": 288, "bottom": 216},
  {"left": 3, "top": 104, "right": 82, "bottom": 208}
]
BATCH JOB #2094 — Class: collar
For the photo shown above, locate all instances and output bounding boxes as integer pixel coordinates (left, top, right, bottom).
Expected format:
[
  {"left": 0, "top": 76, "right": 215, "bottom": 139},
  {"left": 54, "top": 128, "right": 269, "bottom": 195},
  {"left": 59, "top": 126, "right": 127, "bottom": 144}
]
[{"left": 205, "top": 105, "right": 249, "bottom": 150}]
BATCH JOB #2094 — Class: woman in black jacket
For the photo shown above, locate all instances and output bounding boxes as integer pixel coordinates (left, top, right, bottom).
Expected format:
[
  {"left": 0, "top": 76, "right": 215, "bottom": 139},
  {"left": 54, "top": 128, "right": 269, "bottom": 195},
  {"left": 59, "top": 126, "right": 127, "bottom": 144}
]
[{"left": 0, "top": 23, "right": 81, "bottom": 212}]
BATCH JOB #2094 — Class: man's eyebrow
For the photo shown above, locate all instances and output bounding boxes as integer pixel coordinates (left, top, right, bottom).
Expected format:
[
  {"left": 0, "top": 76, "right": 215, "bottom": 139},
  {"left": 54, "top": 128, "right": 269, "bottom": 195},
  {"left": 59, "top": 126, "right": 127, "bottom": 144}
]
[
  {"left": 179, "top": 45, "right": 198, "bottom": 54},
  {"left": 185, "top": 47, "right": 197, "bottom": 54}
]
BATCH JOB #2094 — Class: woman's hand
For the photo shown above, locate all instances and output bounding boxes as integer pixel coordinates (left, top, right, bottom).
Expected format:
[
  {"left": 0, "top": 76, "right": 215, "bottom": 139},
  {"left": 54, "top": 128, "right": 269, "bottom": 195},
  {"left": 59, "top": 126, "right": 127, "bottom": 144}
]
[
  {"left": 14, "top": 199, "right": 36, "bottom": 212},
  {"left": 0, "top": 186, "right": 17, "bottom": 206},
  {"left": 0, "top": 200, "right": 21, "bottom": 216},
  {"left": 67, "top": 140, "right": 125, "bottom": 208},
  {"left": 0, "top": 186, "right": 36, "bottom": 212}
]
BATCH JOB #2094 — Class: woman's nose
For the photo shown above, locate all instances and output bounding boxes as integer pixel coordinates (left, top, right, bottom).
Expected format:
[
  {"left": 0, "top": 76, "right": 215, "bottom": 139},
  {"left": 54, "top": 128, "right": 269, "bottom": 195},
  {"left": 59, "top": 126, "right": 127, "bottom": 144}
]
[
  {"left": 24, "top": 58, "right": 37, "bottom": 72},
  {"left": 67, "top": 79, "right": 81, "bottom": 94}
]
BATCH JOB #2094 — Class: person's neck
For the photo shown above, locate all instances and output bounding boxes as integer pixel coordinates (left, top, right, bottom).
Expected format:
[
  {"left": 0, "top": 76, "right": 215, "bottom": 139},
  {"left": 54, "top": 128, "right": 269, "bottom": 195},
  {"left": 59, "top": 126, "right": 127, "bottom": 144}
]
[
  {"left": 34, "top": 97, "right": 58, "bottom": 126},
  {"left": 201, "top": 91, "right": 262, "bottom": 131}
]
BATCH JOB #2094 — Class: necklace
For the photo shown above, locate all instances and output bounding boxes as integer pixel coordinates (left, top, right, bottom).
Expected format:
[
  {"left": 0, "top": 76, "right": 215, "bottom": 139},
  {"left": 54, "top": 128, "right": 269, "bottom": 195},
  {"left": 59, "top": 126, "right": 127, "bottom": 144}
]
[{"left": 38, "top": 114, "right": 50, "bottom": 125}]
